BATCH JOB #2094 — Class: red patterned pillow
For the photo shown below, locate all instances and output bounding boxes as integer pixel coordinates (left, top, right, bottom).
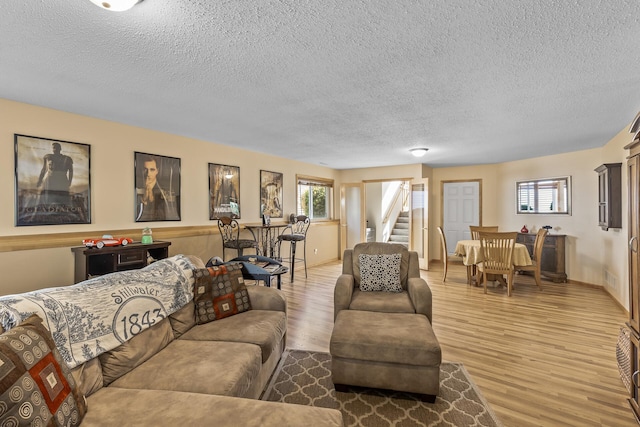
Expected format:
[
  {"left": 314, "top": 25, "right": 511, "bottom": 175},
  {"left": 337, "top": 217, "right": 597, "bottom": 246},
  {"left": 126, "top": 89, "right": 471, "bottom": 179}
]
[
  {"left": 193, "top": 263, "right": 251, "bottom": 324},
  {"left": 0, "top": 314, "right": 87, "bottom": 426}
]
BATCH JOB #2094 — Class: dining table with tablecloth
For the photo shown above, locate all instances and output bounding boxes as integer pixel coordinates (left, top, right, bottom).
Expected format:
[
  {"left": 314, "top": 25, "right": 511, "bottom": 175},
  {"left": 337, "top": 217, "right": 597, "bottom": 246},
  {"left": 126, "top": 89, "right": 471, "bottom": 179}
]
[{"left": 454, "top": 239, "right": 532, "bottom": 286}]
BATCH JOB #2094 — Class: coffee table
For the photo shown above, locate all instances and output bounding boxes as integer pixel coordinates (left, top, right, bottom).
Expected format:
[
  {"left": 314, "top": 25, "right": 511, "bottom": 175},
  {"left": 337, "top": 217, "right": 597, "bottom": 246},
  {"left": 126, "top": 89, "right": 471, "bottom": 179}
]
[{"left": 230, "top": 255, "right": 288, "bottom": 289}]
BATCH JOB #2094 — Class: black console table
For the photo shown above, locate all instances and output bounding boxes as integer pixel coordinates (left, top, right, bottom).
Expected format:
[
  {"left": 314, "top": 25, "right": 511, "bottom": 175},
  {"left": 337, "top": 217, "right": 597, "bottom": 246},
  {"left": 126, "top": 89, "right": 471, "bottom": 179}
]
[{"left": 71, "top": 241, "right": 171, "bottom": 283}]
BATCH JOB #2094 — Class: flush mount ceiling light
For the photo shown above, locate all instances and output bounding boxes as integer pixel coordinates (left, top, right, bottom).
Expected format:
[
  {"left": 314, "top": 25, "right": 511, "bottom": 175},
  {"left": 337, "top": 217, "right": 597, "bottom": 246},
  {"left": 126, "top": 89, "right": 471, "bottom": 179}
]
[
  {"left": 89, "top": 0, "right": 143, "bottom": 12},
  {"left": 409, "top": 148, "right": 429, "bottom": 158}
]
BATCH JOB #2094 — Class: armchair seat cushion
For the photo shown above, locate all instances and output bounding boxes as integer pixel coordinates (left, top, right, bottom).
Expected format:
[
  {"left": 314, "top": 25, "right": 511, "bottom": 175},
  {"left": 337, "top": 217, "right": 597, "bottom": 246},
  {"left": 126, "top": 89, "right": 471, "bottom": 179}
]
[{"left": 349, "top": 289, "right": 415, "bottom": 313}]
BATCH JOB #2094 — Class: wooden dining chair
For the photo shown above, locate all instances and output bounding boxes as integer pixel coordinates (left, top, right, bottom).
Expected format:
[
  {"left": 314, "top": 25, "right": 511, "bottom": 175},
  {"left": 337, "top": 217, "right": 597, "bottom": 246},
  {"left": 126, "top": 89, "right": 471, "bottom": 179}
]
[
  {"left": 469, "top": 225, "right": 499, "bottom": 240},
  {"left": 477, "top": 231, "right": 517, "bottom": 296},
  {"left": 517, "top": 228, "right": 548, "bottom": 290},
  {"left": 468, "top": 225, "right": 499, "bottom": 278}
]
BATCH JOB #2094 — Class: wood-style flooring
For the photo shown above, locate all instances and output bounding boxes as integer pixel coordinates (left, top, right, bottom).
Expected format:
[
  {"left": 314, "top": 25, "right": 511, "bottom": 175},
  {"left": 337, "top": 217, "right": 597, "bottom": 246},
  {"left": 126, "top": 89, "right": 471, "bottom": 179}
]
[{"left": 276, "top": 260, "right": 637, "bottom": 427}]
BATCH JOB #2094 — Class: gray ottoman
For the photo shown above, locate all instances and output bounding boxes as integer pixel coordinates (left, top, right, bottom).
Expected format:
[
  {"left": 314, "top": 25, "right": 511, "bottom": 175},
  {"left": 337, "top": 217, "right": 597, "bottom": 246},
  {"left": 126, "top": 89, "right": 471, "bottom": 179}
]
[{"left": 330, "top": 309, "right": 441, "bottom": 402}]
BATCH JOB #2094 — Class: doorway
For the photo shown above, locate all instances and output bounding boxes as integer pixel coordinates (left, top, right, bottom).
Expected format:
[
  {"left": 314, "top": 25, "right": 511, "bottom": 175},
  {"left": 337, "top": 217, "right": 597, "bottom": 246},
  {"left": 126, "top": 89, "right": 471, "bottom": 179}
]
[{"left": 441, "top": 180, "right": 481, "bottom": 255}]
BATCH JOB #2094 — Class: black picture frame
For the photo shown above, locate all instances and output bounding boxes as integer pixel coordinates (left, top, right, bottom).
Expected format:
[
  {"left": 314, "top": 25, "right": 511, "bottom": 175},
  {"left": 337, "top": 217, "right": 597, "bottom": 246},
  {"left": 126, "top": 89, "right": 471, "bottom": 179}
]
[
  {"left": 260, "top": 170, "right": 283, "bottom": 218},
  {"left": 209, "top": 163, "right": 241, "bottom": 219},
  {"left": 134, "top": 152, "right": 181, "bottom": 222},
  {"left": 14, "top": 134, "right": 91, "bottom": 226}
]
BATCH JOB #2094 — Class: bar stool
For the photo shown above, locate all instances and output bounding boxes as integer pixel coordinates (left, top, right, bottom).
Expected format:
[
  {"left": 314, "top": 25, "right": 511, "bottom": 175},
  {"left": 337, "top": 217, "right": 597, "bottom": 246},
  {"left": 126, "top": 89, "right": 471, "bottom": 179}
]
[
  {"left": 277, "top": 215, "right": 310, "bottom": 281},
  {"left": 217, "top": 216, "right": 257, "bottom": 261}
]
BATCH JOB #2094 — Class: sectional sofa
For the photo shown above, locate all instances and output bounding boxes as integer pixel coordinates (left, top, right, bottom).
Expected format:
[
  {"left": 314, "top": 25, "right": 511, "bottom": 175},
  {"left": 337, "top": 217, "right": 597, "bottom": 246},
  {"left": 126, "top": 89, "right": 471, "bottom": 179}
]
[{"left": 0, "top": 254, "right": 343, "bottom": 426}]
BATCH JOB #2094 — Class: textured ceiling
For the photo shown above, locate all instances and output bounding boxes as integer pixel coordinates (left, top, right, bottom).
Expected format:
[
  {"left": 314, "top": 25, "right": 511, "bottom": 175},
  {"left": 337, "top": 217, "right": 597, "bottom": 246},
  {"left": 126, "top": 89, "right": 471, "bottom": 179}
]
[{"left": 2, "top": 1, "right": 640, "bottom": 169}]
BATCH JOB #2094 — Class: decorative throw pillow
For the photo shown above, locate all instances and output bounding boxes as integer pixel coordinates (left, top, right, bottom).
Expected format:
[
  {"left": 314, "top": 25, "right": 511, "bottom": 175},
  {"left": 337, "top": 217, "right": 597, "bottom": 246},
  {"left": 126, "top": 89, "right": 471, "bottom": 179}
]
[
  {"left": 358, "top": 253, "right": 403, "bottom": 292},
  {"left": 0, "top": 314, "right": 87, "bottom": 426},
  {"left": 193, "top": 263, "right": 251, "bottom": 324}
]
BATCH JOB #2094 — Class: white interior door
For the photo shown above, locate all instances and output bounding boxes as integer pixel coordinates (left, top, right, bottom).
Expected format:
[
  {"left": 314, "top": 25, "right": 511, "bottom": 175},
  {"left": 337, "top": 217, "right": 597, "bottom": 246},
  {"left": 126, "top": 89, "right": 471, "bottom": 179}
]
[
  {"left": 411, "top": 179, "right": 429, "bottom": 270},
  {"left": 340, "top": 183, "right": 365, "bottom": 257},
  {"left": 442, "top": 180, "right": 480, "bottom": 254}
]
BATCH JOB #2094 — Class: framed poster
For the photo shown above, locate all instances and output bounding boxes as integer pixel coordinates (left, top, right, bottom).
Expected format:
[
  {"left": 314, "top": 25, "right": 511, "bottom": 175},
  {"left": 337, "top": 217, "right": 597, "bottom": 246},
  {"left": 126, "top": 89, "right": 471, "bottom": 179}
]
[
  {"left": 209, "top": 163, "right": 241, "bottom": 219},
  {"left": 260, "top": 170, "right": 283, "bottom": 218},
  {"left": 14, "top": 134, "right": 91, "bottom": 226},
  {"left": 134, "top": 152, "right": 181, "bottom": 222}
]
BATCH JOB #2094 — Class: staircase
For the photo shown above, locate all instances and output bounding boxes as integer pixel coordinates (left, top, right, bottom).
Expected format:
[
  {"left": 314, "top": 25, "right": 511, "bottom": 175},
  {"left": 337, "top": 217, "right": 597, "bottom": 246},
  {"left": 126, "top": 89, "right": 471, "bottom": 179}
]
[{"left": 388, "top": 211, "right": 409, "bottom": 247}]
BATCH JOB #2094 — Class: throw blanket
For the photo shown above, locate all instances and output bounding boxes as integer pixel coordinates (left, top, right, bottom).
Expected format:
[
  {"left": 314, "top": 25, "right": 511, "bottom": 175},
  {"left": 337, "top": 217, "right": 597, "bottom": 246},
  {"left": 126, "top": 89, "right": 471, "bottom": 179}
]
[{"left": 0, "top": 254, "right": 195, "bottom": 369}]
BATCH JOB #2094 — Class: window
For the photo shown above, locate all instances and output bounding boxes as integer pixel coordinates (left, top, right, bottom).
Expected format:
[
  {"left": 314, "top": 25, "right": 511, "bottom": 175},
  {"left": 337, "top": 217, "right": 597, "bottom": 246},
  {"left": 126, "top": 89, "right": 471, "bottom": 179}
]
[
  {"left": 297, "top": 175, "right": 333, "bottom": 220},
  {"left": 516, "top": 177, "right": 571, "bottom": 215}
]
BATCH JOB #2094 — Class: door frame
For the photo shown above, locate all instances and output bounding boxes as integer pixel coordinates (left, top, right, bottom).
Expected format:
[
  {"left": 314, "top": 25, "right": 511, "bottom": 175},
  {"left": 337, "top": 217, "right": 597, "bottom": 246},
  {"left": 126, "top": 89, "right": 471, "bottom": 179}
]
[{"left": 339, "top": 182, "right": 365, "bottom": 258}]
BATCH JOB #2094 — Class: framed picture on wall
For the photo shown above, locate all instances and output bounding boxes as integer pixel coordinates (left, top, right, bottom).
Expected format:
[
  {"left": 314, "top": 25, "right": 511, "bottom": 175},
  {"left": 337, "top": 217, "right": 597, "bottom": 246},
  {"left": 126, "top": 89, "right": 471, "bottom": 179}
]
[
  {"left": 14, "top": 134, "right": 91, "bottom": 226},
  {"left": 209, "top": 163, "right": 241, "bottom": 219},
  {"left": 260, "top": 170, "right": 283, "bottom": 218},
  {"left": 134, "top": 152, "right": 181, "bottom": 222}
]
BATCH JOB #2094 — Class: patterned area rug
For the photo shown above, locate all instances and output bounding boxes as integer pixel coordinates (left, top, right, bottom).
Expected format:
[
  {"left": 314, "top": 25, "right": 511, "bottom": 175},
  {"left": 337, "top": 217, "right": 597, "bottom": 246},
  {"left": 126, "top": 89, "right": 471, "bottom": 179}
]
[{"left": 262, "top": 349, "right": 503, "bottom": 427}]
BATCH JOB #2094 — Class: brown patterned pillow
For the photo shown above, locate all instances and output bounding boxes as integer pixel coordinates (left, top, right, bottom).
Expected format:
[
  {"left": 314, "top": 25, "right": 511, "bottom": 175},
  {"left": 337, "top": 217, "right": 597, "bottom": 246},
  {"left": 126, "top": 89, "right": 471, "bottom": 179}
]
[
  {"left": 193, "top": 263, "right": 251, "bottom": 324},
  {"left": 0, "top": 314, "right": 87, "bottom": 426}
]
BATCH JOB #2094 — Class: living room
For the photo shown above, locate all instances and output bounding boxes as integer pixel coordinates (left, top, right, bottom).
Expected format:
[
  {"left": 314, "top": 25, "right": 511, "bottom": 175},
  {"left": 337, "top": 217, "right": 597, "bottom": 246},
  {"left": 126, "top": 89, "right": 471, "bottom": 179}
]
[{"left": 0, "top": 97, "right": 632, "bottom": 312}]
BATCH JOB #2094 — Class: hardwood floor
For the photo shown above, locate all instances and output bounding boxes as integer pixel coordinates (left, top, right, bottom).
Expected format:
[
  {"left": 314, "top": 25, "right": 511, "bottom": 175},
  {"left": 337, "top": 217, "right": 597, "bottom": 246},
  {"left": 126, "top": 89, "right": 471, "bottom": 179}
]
[{"left": 277, "top": 260, "right": 638, "bottom": 427}]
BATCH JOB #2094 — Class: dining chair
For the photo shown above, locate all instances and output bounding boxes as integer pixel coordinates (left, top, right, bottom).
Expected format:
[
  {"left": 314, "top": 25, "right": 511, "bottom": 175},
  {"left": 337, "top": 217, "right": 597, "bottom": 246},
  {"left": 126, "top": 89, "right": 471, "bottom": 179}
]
[
  {"left": 216, "top": 216, "right": 258, "bottom": 261},
  {"left": 437, "top": 226, "right": 462, "bottom": 283},
  {"left": 468, "top": 225, "right": 499, "bottom": 279},
  {"left": 277, "top": 215, "right": 310, "bottom": 281},
  {"left": 517, "top": 228, "right": 548, "bottom": 290},
  {"left": 469, "top": 225, "right": 499, "bottom": 240},
  {"left": 477, "top": 231, "right": 517, "bottom": 296}
]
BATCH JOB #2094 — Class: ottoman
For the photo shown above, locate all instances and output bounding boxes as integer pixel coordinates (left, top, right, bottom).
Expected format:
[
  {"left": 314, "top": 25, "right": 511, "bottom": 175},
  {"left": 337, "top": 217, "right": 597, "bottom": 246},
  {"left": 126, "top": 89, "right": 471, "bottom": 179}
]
[{"left": 330, "top": 310, "right": 441, "bottom": 402}]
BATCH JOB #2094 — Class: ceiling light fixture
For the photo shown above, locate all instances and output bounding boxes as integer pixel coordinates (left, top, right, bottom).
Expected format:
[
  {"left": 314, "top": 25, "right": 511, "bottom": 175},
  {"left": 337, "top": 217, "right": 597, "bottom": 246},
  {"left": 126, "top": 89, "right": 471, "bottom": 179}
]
[
  {"left": 409, "top": 148, "right": 429, "bottom": 158},
  {"left": 89, "top": 0, "right": 143, "bottom": 12}
]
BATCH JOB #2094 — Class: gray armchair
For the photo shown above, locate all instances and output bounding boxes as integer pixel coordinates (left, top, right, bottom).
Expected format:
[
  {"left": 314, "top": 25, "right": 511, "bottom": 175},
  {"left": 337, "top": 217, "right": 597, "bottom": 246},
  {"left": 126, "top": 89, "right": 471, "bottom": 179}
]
[{"left": 334, "top": 242, "right": 433, "bottom": 323}]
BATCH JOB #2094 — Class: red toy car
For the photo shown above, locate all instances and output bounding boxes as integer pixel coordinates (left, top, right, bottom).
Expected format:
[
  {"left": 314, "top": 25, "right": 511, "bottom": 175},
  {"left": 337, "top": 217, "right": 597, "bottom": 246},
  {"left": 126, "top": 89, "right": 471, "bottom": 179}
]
[{"left": 83, "top": 235, "right": 133, "bottom": 249}]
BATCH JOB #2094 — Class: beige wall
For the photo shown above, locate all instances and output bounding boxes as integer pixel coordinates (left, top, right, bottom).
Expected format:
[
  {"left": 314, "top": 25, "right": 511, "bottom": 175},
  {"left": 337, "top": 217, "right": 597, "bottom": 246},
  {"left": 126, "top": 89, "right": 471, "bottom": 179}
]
[{"left": 0, "top": 99, "right": 339, "bottom": 293}]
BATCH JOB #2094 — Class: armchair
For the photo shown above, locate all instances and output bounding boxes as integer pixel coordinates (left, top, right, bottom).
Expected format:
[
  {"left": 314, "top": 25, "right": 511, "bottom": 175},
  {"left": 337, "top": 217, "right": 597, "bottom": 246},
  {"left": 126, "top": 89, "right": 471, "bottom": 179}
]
[{"left": 334, "top": 242, "right": 432, "bottom": 323}]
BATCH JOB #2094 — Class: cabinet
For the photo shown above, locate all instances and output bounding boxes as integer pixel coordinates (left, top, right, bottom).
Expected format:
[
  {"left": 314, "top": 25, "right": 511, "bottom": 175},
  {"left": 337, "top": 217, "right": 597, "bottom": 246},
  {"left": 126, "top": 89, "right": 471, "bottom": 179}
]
[
  {"left": 516, "top": 233, "right": 566, "bottom": 283},
  {"left": 595, "top": 163, "right": 622, "bottom": 231},
  {"left": 71, "top": 241, "right": 171, "bottom": 283},
  {"left": 626, "top": 140, "right": 640, "bottom": 420}
]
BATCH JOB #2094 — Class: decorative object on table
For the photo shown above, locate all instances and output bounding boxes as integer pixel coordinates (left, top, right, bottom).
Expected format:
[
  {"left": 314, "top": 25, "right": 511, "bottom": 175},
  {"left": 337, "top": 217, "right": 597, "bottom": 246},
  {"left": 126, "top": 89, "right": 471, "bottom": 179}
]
[
  {"left": 14, "top": 134, "right": 91, "bottom": 226},
  {"left": 82, "top": 235, "right": 133, "bottom": 249},
  {"left": 134, "top": 151, "right": 180, "bottom": 222},
  {"left": 209, "top": 163, "right": 241, "bottom": 220},
  {"left": 289, "top": 213, "right": 296, "bottom": 223},
  {"left": 521, "top": 225, "right": 528, "bottom": 233},
  {"left": 141, "top": 227, "right": 153, "bottom": 244},
  {"left": 542, "top": 225, "right": 552, "bottom": 232},
  {"left": 260, "top": 170, "right": 283, "bottom": 218},
  {"left": 262, "top": 214, "right": 271, "bottom": 226}
]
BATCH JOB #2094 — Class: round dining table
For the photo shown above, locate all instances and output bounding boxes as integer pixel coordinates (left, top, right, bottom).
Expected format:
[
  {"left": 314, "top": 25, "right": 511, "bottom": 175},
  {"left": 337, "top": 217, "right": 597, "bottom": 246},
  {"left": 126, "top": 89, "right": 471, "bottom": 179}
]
[{"left": 453, "top": 239, "right": 532, "bottom": 286}]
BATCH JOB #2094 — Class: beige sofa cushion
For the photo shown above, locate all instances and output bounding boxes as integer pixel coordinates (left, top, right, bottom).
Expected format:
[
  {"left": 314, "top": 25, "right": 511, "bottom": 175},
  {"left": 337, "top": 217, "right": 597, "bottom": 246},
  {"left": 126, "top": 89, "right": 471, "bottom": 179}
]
[
  {"left": 179, "top": 310, "right": 286, "bottom": 363},
  {"left": 349, "top": 288, "right": 415, "bottom": 313},
  {"left": 71, "top": 357, "right": 104, "bottom": 397},
  {"left": 109, "top": 340, "right": 262, "bottom": 397},
  {"left": 168, "top": 302, "right": 196, "bottom": 338},
  {"left": 99, "top": 317, "right": 174, "bottom": 385},
  {"left": 83, "top": 388, "right": 344, "bottom": 427}
]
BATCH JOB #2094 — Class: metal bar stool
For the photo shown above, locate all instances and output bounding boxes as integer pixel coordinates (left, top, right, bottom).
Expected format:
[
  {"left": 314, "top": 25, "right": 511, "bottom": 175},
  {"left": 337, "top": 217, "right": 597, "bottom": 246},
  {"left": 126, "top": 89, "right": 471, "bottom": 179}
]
[
  {"left": 277, "top": 215, "right": 310, "bottom": 281},
  {"left": 217, "top": 216, "right": 257, "bottom": 261}
]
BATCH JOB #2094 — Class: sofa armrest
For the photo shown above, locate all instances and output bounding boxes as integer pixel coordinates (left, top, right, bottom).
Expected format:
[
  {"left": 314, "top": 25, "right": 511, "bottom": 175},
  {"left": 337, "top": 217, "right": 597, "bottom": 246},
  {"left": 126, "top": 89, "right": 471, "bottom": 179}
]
[
  {"left": 334, "top": 274, "right": 354, "bottom": 321},
  {"left": 407, "top": 277, "right": 433, "bottom": 323},
  {"left": 247, "top": 286, "right": 287, "bottom": 313}
]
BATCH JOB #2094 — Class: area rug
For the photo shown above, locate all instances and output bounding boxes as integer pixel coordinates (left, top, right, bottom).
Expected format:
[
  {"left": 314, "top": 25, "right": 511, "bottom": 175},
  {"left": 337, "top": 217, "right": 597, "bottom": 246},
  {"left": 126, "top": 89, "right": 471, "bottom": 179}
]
[{"left": 262, "top": 349, "right": 503, "bottom": 427}]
